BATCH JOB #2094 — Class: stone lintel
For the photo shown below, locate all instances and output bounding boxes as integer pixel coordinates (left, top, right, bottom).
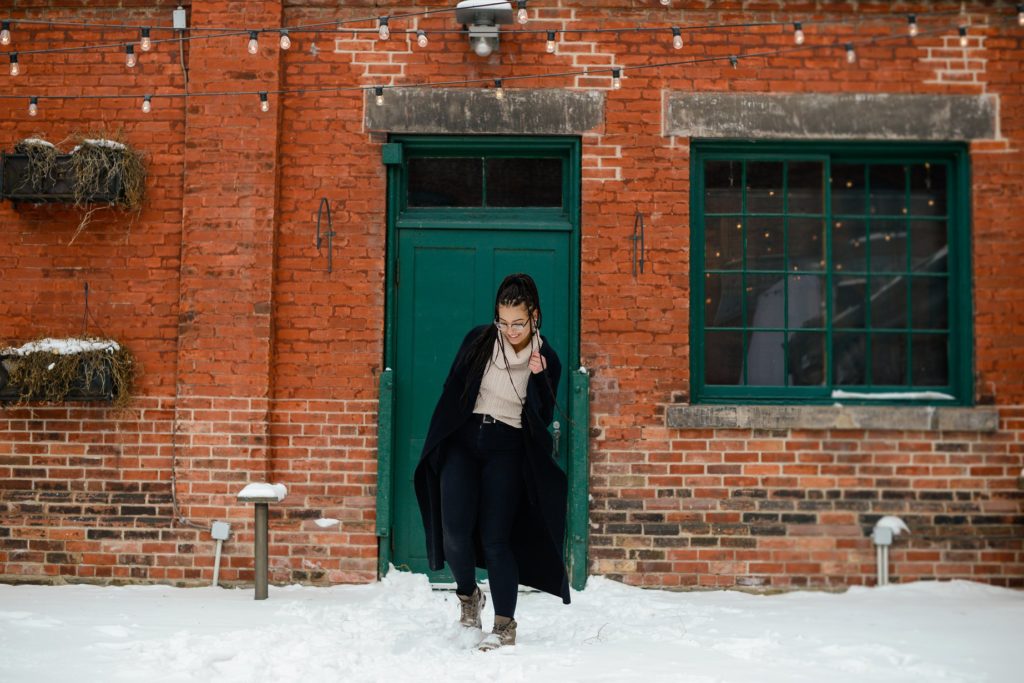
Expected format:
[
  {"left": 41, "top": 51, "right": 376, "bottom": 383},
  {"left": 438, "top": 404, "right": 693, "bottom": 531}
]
[
  {"left": 665, "top": 93, "right": 997, "bottom": 141},
  {"left": 365, "top": 87, "right": 605, "bottom": 135},
  {"left": 666, "top": 404, "right": 999, "bottom": 432}
]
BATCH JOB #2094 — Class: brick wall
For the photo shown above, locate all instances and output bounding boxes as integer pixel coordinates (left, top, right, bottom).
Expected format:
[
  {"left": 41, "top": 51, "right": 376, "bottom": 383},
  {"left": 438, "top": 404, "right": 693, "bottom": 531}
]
[{"left": 1, "top": 1, "right": 1022, "bottom": 589}]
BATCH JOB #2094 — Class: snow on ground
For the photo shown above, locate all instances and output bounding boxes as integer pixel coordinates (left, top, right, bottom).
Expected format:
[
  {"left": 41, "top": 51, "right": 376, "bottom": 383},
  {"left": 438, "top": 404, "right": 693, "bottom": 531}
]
[{"left": 1, "top": 573, "right": 1020, "bottom": 683}]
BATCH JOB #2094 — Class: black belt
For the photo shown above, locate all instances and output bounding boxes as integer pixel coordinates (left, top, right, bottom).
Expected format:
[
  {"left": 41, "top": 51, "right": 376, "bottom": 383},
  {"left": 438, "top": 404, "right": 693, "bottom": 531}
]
[{"left": 472, "top": 413, "right": 517, "bottom": 428}]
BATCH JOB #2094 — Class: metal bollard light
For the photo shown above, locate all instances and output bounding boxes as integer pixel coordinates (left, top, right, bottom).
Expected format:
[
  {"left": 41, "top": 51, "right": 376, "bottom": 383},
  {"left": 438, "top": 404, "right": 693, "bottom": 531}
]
[{"left": 236, "top": 483, "right": 287, "bottom": 600}]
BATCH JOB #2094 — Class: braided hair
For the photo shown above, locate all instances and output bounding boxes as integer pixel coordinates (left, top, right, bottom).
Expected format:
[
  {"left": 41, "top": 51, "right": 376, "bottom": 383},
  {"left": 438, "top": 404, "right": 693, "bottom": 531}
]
[{"left": 461, "top": 273, "right": 542, "bottom": 401}]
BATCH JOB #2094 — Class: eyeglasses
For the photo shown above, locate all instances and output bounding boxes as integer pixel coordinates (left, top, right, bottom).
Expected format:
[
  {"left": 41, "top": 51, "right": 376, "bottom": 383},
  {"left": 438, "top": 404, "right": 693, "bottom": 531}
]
[{"left": 494, "top": 320, "right": 530, "bottom": 332}]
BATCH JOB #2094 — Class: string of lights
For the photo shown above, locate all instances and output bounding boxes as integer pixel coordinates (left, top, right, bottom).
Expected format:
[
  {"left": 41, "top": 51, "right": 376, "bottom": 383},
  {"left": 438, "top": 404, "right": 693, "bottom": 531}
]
[
  {"left": 1, "top": 3, "right": 1016, "bottom": 61},
  {"left": 1, "top": 12, "right": 1016, "bottom": 119},
  {"left": 1, "top": 0, "right": 518, "bottom": 34}
]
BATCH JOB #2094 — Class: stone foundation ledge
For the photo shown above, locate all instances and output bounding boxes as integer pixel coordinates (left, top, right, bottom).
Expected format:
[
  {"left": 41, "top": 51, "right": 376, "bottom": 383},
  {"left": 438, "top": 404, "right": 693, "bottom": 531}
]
[{"left": 665, "top": 405, "right": 999, "bottom": 432}]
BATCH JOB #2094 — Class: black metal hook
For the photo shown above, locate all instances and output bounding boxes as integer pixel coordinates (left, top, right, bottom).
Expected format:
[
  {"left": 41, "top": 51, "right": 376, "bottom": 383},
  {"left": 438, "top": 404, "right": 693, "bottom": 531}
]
[
  {"left": 315, "top": 197, "right": 335, "bottom": 273},
  {"left": 632, "top": 210, "right": 646, "bottom": 277}
]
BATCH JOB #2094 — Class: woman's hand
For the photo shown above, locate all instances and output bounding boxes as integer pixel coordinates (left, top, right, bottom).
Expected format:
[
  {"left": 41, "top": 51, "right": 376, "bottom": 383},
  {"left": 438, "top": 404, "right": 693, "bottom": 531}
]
[{"left": 529, "top": 350, "right": 547, "bottom": 374}]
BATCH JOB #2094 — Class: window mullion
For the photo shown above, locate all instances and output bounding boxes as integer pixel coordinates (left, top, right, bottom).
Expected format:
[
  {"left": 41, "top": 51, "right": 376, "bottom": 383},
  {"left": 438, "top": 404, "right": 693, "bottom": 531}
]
[
  {"left": 782, "top": 160, "right": 790, "bottom": 387},
  {"left": 864, "top": 163, "right": 873, "bottom": 389},
  {"left": 741, "top": 161, "right": 749, "bottom": 386},
  {"left": 904, "top": 163, "right": 913, "bottom": 388}
]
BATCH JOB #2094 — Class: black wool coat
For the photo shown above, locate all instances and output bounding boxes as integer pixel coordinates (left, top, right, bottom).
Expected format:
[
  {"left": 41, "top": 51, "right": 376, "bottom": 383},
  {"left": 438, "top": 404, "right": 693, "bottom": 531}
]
[{"left": 414, "top": 325, "right": 571, "bottom": 605}]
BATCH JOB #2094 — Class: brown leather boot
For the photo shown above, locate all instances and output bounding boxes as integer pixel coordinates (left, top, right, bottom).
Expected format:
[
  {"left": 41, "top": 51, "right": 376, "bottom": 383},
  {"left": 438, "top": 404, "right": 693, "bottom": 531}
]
[
  {"left": 457, "top": 587, "right": 485, "bottom": 629},
  {"left": 476, "top": 616, "right": 516, "bottom": 652}
]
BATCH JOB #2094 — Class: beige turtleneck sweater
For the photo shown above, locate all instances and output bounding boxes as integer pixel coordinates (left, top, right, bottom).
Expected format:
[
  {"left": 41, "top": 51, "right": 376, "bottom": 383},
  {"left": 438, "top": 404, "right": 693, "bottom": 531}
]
[{"left": 472, "top": 336, "right": 541, "bottom": 429}]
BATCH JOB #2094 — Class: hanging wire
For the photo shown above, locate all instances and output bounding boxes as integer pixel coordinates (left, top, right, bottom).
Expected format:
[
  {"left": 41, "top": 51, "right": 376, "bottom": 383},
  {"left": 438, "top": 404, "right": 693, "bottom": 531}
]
[
  {"left": 0, "top": 7, "right": 980, "bottom": 59},
  {"left": 0, "top": 17, "right": 998, "bottom": 108}
]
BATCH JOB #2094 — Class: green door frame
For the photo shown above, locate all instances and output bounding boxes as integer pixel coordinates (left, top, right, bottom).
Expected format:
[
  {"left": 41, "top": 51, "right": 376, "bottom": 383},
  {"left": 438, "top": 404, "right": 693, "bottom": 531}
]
[{"left": 376, "top": 135, "right": 588, "bottom": 590}]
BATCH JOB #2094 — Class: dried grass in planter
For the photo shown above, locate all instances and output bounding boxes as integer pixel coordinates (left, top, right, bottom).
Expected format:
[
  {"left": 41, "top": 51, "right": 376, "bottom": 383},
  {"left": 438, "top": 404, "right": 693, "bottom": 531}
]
[
  {"left": 69, "top": 136, "right": 145, "bottom": 209},
  {"left": 12, "top": 137, "right": 59, "bottom": 194},
  {"left": 2, "top": 339, "right": 137, "bottom": 409}
]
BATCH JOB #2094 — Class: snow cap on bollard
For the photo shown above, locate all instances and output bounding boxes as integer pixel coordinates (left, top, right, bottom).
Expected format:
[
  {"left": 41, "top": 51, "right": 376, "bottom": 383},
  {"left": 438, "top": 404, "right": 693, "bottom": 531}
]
[{"left": 237, "top": 482, "right": 288, "bottom": 503}]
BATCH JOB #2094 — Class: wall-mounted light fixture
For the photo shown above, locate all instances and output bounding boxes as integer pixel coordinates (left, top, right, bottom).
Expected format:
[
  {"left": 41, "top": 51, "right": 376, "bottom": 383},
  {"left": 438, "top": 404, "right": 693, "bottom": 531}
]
[{"left": 455, "top": 0, "right": 514, "bottom": 57}]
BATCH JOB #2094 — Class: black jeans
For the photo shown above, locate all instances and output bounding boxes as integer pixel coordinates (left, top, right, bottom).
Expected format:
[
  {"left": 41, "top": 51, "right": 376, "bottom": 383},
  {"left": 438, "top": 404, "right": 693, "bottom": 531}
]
[{"left": 440, "top": 415, "right": 525, "bottom": 620}]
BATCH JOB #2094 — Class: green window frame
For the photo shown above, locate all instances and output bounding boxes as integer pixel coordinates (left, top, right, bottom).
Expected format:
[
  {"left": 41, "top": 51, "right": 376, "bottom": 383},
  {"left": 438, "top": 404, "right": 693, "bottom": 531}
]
[
  {"left": 690, "top": 141, "right": 972, "bottom": 405},
  {"left": 391, "top": 136, "right": 576, "bottom": 229}
]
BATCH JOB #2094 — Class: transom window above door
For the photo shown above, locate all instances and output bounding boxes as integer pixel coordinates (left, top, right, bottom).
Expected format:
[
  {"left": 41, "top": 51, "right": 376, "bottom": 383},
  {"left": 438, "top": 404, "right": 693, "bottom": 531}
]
[
  {"left": 691, "top": 141, "right": 972, "bottom": 405},
  {"left": 407, "top": 156, "right": 563, "bottom": 208}
]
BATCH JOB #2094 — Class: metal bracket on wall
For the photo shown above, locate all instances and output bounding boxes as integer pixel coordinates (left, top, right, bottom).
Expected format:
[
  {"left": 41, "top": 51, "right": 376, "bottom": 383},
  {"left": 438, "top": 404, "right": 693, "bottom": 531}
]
[
  {"left": 315, "top": 197, "right": 335, "bottom": 273},
  {"left": 632, "top": 210, "right": 646, "bottom": 277}
]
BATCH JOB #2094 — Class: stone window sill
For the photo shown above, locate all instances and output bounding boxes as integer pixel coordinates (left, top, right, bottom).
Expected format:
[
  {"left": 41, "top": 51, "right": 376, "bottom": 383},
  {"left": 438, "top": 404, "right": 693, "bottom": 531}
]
[{"left": 665, "top": 404, "right": 999, "bottom": 432}]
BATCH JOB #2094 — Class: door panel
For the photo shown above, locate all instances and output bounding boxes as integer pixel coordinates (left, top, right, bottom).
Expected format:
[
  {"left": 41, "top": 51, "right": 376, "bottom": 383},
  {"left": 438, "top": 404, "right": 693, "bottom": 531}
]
[{"left": 392, "top": 229, "right": 570, "bottom": 577}]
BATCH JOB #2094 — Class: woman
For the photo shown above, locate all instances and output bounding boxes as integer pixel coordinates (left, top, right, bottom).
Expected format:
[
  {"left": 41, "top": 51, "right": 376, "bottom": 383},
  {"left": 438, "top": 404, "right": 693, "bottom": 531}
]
[{"left": 414, "top": 273, "right": 570, "bottom": 652}]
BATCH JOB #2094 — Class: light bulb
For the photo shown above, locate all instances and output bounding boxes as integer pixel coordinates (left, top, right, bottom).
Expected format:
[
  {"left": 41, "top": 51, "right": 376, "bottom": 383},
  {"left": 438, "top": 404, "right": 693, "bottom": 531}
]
[
  {"left": 9, "top": 53, "right": 19, "bottom": 76},
  {"left": 958, "top": 26, "right": 968, "bottom": 48},
  {"left": 417, "top": 30, "right": 428, "bottom": 48},
  {"left": 660, "top": 0, "right": 670, "bottom": 5},
  {"left": 546, "top": 31, "right": 556, "bottom": 53},
  {"left": 125, "top": 45, "right": 136, "bottom": 68},
  {"left": 907, "top": 15, "right": 919, "bottom": 38},
  {"left": 375, "top": 86, "right": 384, "bottom": 106},
  {"left": 611, "top": 68, "right": 622, "bottom": 89},
  {"left": 672, "top": 27, "right": 683, "bottom": 50},
  {"left": 248, "top": 31, "right": 259, "bottom": 54},
  {"left": 494, "top": 79, "right": 504, "bottom": 100},
  {"left": 517, "top": 1, "right": 528, "bottom": 25},
  {"left": 729, "top": 55, "right": 738, "bottom": 69},
  {"left": 142, "top": 95, "right": 152, "bottom": 113},
  {"left": 378, "top": 17, "right": 390, "bottom": 41},
  {"left": 28, "top": 97, "right": 37, "bottom": 117},
  {"left": 0, "top": 22, "right": 10, "bottom": 46},
  {"left": 141, "top": 27, "right": 152, "bottom": 51},
  {"left": 259, "top": 92, "right": 269, "bottom": 112},
  {"left": 1018, "top": 5, "right": 1024, "bottom": 27},
  {"left": 793, "top": 22, "right": 805, "bottom": 45},
  {"left": 279, "top": 30, "right": 291, "bottom": 50},
  {"left": 845, "top": 43, "right": 856, "bottom": 64}
]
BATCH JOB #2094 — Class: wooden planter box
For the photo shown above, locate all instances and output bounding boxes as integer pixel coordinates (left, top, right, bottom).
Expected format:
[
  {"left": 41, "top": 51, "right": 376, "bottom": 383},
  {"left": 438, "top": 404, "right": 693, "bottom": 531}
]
[
  {"left": 0, "top": 152, "right": 124, "bottom": 204},
  {"left": 0, "top": 354, "right": 118, "bottom": 403}
]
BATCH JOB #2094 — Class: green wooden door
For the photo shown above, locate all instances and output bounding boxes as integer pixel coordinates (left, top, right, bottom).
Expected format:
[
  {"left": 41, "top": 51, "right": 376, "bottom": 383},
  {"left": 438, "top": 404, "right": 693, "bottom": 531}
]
[
  {"left": 393, "top": 230, "right": 571, "bottom": 577},
  {"left": 381, "top": 136, "right": 582, "bottom": 582}
]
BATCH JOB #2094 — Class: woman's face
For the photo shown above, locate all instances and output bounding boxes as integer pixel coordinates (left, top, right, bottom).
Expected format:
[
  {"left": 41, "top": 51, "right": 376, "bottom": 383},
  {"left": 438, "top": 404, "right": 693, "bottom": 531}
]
[{"left": 496, "top": 302, "right": 536, "bottom": 349}]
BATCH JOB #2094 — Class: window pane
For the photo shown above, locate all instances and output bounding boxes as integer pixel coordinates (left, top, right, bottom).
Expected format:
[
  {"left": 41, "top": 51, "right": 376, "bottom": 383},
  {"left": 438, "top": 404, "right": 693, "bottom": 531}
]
[
  {"left": 486, "top": 158, "right": 562, "bottom": 207},
  {"left": 704, "top": 160, "right": 742, "bottom": 213},
  {"left": 705, "top": 330, "right": 743, "bottom": 384},
  {"left": 788, "top": 331, "right": 825, "bottom": 386},
  {"left": 788, "top": 161, "right": 824, "bottom": 214},
  {"left": 696, "top": 148, "right": 959, "bottom": 400},
  {"left": 705, "top": 273, "right": 743, "bottom": 327},
  {"left": 831, "top": 163, "right": 865, "bottom": 214},
  {"left": 408, "top": 158, "right": 483, "bottom": 207},
  {"left": 746, "top": 331, "right": 785, "bottom": 385},
  {"left": 911, "top": 276, "right": 948, "bottom": 330},
  {"left": 705, "top": 217, "right": 743, "bottom": 270},
  {"left": 909, "top": 163, "right": 946, "bottom": 216},
  {"left": 833, "top": 276, "right": 867, "bottom": 329},
  {"left": 746, "top": 274, "right": 785, "bottom": 328},
  {"left": 788, "top": 274, "right": 826, "bottom": 330},
  {"left": 869, "top": 164, "right": 908, "bottom": 216},
  {"left": 833, "top": 218, "right": 867, "bottom": 272},
  {"left": 870, "top": 219, "right": 908, "bottom": 272},
  {"left": 912, "top": 334, "right": 949, "bottom": 386},
  {"left": 747, "top": 161, "right": 784, "bottom": 213},
  {"left": 871, "top": 333, "right": 907, "bottom": 385},
  {"left": 870, "top": 276, "right": 908, "bottom": 330},
  {"left": 746, "top": 217, "right": 784, "bottom": 271},
  {"left": 788, "top": 217, "right": 825, "bottom": 271},
  {"left": 834, "top": 332, "right": 867, "bottom": 385},
  {"left": 911, "top": 219, "right": 948, "bottom": 272}
]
